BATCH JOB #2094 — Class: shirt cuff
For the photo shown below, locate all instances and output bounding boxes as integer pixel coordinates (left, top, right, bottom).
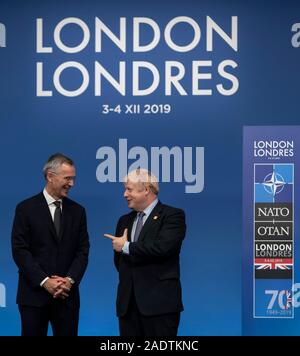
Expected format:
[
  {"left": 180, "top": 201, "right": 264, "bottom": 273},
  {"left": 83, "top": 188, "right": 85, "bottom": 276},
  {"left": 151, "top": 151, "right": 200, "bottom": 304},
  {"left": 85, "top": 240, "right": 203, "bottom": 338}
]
[
  {"left": 40, "top": 277, "right": 49, "bottom": 287},
  {"left": 122, "top": 241, "right": 130, "bottom": 255}
]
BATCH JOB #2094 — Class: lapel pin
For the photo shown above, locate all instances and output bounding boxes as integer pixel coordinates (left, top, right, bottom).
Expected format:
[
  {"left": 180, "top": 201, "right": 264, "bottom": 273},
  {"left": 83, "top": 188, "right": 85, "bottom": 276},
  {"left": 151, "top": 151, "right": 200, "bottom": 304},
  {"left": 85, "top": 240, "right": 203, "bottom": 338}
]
[{"left": 153, "top": 215, "right": 158, "bottom": 220}]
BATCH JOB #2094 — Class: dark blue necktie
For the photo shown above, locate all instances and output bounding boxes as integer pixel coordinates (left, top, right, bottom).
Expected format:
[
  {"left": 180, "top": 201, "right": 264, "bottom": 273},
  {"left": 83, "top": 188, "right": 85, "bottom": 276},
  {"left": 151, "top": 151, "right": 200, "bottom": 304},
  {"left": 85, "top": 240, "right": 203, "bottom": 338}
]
[
  {"left": 53, "top": 201, "right": 62, "bottom": 237},
  {"left": 133, "top": 212, "right": 145, "bottom": 242}
]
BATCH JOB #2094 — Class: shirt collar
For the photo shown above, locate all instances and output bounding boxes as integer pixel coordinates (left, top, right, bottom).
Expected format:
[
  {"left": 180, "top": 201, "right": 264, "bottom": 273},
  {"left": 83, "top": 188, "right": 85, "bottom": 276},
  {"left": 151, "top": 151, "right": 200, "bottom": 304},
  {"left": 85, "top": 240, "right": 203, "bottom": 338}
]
[
  {"left": 43, "top": 188, "right": 62, "bottom": 206},
  {"left": 140, "top": 198, "right": 158, "bottom": 218}
]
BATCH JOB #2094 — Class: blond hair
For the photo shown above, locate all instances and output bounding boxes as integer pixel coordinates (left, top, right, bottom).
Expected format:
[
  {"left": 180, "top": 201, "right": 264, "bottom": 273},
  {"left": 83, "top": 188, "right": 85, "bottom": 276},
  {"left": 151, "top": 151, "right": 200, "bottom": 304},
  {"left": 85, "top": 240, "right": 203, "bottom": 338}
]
[{"left": 124, "top": 168, "right": 159, "bottom": 195}]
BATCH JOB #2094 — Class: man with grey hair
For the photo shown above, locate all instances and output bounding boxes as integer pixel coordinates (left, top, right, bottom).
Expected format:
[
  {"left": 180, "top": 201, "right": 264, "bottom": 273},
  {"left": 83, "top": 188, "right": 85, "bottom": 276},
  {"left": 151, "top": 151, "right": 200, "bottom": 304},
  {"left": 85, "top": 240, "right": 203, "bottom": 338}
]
[
  {"left": 12, "top": 153, "right": 89, "bottom": 336},
  {"left": 105, "top": 168, "right": 186, "bottom": 336}
]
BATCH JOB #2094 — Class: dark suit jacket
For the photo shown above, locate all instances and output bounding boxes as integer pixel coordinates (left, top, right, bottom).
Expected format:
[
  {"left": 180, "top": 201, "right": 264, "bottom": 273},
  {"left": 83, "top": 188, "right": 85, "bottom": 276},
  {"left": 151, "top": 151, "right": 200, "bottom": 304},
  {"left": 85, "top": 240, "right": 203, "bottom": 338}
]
[
  {"left": 114, "top": 201, "right": 186, "bottom": 317},
  {"left": 11, "top": 192, "right": 89, "bottom": 308}
]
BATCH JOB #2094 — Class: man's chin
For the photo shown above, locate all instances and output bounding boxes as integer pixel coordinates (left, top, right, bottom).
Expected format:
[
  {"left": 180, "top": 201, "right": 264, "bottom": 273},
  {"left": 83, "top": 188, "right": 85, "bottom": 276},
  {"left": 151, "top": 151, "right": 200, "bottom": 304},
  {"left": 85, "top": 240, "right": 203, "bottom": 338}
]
[{"left": 61, "top": 190, "right": 69, "bottom": 197}]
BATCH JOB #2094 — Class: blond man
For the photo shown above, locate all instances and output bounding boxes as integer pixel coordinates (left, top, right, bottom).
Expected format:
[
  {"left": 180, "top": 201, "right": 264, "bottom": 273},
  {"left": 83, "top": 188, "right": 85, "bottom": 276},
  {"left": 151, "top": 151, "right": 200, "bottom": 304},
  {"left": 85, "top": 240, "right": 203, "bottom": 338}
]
[{"left": 105, "top": 169, "right": 186, "bottom": 336}]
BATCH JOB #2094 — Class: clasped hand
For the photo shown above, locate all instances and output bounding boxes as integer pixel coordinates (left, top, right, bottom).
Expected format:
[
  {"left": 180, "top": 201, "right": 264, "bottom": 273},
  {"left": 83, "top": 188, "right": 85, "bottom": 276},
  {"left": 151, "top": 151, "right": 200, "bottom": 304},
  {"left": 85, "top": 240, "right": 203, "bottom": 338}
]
[{"left": 43, "top": 276, "right": 73, "bottom": 299}]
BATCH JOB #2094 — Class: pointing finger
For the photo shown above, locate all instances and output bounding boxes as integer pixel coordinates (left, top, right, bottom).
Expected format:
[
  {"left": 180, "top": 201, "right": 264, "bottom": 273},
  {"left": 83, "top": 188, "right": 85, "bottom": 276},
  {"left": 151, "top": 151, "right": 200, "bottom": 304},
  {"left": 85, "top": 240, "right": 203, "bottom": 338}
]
[{"left": 104, "top": 233, "right": 116, "bottom": 240}]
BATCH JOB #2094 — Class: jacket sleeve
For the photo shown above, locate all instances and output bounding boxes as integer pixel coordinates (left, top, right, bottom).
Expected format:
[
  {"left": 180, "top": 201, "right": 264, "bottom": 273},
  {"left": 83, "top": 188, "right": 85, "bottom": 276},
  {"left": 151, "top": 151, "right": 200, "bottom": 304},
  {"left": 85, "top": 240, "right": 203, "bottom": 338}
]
[
  {"left": 11, "top": 205, "right": 48, "bottom": 288},
  {"left": 129, "top": 209, "right": 186, "bottom": 261},
  {"left": 113, "top": 217, "right": 124, "bottom": 271},
  {"left": 66, "top": 208, "right": 90, "bottom": 285}
]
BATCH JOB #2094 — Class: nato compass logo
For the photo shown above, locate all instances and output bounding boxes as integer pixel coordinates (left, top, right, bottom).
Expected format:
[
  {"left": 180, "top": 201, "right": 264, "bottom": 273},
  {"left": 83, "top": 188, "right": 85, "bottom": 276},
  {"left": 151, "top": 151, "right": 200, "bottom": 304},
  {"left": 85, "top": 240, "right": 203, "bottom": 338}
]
[
  {"left": 0, "top": 23, "right": 6, "bottom": 47},
  {"left": 263, "top": 172, "right": 285, "bottom": 196},
  {"left": 255, "top": 164, "right": 293, "bottom": 203}
]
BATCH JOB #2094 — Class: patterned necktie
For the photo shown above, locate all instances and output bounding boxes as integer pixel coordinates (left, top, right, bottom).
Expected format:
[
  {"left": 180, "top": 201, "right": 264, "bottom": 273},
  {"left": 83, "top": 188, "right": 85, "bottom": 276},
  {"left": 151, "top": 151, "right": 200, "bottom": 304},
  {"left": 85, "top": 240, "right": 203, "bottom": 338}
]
[
  {"left": 53, "top": 201, "right": 62, "bottom": 237},
  {"left": 133, "top": 212, "right": 145, "bottom": 242}
]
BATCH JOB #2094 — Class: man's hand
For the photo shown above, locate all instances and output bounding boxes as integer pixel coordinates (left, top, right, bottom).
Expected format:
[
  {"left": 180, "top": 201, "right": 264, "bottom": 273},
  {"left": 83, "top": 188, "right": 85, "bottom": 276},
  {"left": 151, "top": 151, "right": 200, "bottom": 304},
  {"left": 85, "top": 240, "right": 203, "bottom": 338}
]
[
  {"left": 104, "top": 228, "right": 128, "bottom": 252},
  {"left": 51, "top": 276, "right": 73, "bottom": 299},
  {"left": 43, "top": 277, "right": 64, "bottom": 297}
]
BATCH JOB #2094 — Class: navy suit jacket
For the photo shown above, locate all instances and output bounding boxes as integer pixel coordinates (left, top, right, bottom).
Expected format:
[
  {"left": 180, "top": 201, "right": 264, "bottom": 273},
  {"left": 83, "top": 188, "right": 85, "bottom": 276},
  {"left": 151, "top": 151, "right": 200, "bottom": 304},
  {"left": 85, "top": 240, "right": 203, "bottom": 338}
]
[
  {"left": 114, "top": 201, "right": 186, "bottom": 317},
  {"left": 11, "top": 192, "right": 89, "bottom": 308}
]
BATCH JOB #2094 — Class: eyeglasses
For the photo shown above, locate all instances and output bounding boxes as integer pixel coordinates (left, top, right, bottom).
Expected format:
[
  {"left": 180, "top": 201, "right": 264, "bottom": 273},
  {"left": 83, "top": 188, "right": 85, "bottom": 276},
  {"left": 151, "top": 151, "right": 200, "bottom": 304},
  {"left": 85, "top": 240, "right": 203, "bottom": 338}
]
[
  {"left": 63, "top": 176, "right": 76, "bottom": 182},
  {"left": 49, "top": 171, "right": 76, "bottom": 182}
]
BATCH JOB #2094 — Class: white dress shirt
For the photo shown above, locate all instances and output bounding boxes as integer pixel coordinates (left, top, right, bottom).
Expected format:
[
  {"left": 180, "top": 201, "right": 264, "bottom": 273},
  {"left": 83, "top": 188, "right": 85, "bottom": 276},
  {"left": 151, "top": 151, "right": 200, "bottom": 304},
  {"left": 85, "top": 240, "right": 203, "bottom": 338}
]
[{"left": 40, "top": 188, "right": 62, "bottom": 287}]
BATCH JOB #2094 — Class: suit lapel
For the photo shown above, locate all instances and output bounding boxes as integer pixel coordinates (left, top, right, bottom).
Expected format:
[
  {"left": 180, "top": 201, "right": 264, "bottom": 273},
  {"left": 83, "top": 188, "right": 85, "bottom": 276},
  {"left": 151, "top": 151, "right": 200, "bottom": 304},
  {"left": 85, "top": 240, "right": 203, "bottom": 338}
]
[
  {"left": 138, "top": 201, "right": 162, "bottom": 242},
  {"left": 126, "top": 212, "right": 136, "bottom": 242}
]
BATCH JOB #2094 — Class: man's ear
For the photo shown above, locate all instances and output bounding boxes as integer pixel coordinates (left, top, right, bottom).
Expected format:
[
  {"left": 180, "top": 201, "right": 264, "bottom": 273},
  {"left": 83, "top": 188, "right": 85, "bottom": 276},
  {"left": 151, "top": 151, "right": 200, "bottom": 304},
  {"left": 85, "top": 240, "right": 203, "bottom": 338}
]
[
  {"left": 46, "top": 172, "right": 53, "bottom": 183},
  {"left": 144, "top": 185, "right": 150, "bottom": 196}
]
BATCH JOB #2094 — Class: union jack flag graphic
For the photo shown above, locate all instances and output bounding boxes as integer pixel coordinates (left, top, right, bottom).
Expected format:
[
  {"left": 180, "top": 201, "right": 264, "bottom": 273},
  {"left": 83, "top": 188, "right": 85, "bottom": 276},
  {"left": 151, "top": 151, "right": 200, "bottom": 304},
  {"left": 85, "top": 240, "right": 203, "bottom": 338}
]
[
  {"left": 284, "top": 291, "right": 293, "bottom": 310},
  {"left": 255, "top": 258, "right": 293, "bottom": 270}
]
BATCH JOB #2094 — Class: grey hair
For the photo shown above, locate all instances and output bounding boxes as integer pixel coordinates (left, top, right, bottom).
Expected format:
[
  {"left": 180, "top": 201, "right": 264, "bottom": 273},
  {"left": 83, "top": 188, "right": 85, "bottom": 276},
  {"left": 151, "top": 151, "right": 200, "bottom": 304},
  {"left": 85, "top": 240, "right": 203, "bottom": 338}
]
[
  {"left": 124, "top": 168, "right": 159, "bottom": 195},
  {"left": 43, "top": 153, "right": 74, "bottom": 179}
]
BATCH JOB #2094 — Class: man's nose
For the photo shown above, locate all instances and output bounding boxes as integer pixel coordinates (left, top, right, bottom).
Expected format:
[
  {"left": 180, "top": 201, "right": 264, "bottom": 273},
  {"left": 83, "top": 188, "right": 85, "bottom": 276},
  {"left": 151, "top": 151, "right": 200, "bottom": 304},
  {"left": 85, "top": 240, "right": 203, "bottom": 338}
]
[{"left": 68, "top": 179, "right": 75, "bottom": 187}]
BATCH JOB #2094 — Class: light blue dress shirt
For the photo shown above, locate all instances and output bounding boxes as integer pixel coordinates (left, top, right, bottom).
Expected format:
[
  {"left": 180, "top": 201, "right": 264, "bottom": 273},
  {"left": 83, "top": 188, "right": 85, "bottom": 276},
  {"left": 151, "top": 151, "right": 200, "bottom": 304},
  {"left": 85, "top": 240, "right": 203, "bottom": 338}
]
[{"left": 122, "top": 198, "right": 158, "bottom": 255}]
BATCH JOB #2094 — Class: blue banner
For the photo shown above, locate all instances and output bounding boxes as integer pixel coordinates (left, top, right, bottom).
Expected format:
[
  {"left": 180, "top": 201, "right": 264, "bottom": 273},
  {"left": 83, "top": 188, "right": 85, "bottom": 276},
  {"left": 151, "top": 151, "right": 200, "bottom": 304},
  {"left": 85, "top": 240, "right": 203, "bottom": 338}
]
[
  {"left": 1, "top": 0, "right": 300, "bottom": 335},
  {"left": 243, "top": 126, "right": 300, "bottom": 335}
]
